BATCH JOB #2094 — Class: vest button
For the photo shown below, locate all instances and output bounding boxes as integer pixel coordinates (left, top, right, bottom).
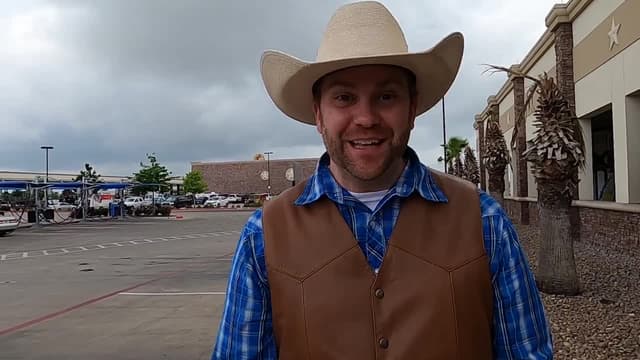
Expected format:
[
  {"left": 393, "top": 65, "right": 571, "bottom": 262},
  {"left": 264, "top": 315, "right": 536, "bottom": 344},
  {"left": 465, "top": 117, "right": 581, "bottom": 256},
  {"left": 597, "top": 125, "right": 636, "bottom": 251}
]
[
  {"left": 374, "top": 288, "right": 384, "bottom": 299},
  {"left": 378, "top": 337, "right": 389, "bottom": 349}
]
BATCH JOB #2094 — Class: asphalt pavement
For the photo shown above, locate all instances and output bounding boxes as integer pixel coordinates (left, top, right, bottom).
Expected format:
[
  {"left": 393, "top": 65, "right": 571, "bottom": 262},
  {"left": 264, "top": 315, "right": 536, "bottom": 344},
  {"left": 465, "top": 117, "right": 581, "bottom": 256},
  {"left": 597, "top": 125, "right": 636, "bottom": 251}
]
[{"left": 0, "top": 209, "right": 254, "bottom": 360}]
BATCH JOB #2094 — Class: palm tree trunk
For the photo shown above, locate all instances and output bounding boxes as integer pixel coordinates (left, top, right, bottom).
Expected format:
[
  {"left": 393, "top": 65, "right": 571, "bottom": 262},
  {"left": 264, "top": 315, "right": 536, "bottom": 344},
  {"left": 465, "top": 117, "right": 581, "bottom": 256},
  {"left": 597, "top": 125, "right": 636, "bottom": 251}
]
[
  {"left": 536, "top": 190, "right": 580, "bottom": 295},
  {"left": 488, "top": 172, "right": 504, "bottom": 205}
]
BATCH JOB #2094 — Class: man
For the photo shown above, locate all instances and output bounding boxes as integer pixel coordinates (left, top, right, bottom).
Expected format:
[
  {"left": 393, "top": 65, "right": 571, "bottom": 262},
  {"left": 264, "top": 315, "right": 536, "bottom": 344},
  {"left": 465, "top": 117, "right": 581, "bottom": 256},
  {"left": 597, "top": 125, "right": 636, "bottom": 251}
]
[{"left": 212, "top": 2, "right": 553, "bottom": 359}]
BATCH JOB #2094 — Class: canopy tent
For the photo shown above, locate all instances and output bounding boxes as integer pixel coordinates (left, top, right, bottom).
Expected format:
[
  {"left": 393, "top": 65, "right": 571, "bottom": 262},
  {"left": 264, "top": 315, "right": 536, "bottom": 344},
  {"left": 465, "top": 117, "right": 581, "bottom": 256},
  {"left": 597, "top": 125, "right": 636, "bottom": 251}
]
[
  {"left": 0, "top": 181, "right": 135, "bottom": 190},
  {"left": 90, "top": 182, "right": 133, "bottom": 190},
  {"left": 0, "top": 181, "right": 31, "bottom": 190}
]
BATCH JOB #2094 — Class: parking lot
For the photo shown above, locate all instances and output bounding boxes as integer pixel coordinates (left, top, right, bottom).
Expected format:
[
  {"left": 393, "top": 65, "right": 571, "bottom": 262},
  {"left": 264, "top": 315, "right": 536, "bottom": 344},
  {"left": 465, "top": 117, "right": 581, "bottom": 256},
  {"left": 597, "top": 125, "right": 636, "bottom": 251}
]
[{"left": 0, "top": 210, "right": 253, "bottom": 360}]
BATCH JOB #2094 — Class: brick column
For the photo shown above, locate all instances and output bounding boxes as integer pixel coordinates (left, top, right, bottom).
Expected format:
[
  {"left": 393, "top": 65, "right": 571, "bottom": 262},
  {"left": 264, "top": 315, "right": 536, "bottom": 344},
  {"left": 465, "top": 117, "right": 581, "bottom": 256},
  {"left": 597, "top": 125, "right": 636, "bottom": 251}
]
[
  {"left": 487, "top": 98, "right": 504, "bottom": 204},
  {"left": 474, "top": 114, "right": 486, "bottom": 191},
  {"left": 553, "top": 22, "right": 576, "bottom": 116},
  {"left": 511, "top": 69, "right": 529, "bottom": 224}
]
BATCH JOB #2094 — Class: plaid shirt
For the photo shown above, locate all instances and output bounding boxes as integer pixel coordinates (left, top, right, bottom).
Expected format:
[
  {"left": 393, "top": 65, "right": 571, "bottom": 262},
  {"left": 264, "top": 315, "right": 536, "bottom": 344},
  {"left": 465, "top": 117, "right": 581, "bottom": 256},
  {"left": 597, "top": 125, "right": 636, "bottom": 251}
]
[{"left": 212, "top": 148, "right": 553, "bottom": 359}]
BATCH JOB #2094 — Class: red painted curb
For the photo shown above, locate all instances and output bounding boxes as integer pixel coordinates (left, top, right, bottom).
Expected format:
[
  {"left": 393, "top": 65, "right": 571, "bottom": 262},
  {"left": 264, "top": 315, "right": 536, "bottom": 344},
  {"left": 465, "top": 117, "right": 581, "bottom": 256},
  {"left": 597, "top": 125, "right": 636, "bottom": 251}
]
[{"left": 0, "top": 273, "right": 175, "bottom": 337}]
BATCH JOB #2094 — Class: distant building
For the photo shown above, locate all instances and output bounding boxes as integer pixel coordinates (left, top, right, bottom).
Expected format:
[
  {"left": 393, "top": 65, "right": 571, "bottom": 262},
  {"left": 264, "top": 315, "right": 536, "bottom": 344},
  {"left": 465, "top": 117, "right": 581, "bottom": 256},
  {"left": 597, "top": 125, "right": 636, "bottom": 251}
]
[{"left": 191, "top": 157, "right": 319, "bottom": 195}]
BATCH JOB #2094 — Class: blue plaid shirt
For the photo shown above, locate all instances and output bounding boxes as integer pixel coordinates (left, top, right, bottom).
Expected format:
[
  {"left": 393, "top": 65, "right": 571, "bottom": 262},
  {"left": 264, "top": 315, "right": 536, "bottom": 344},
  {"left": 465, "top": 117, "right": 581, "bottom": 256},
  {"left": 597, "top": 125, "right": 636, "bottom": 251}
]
[{"left": 212, "top": 148, "right": 553, "bottom": 359}]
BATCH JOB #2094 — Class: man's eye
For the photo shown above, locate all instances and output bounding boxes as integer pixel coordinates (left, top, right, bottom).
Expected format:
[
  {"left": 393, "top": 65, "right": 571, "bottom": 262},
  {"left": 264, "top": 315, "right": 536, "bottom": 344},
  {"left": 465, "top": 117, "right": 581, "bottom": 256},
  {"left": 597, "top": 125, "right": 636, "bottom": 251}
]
[
  {"left": 334, "top": 94, "right": 352, "bottom": 102},
  {"left": 380, "top": 93, "right": 396, "bottom": 101}
]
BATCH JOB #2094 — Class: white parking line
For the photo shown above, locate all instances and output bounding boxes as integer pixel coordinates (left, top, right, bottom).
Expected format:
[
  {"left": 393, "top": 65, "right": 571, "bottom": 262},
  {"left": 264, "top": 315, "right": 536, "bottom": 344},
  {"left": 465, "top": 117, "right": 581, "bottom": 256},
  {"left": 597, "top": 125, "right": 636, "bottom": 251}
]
[
  {"left": 119, "top": 292, "right": 226, "bottom": 296},
  {"left": 0, "top": 230, "right": 241, "bottom": 262}
]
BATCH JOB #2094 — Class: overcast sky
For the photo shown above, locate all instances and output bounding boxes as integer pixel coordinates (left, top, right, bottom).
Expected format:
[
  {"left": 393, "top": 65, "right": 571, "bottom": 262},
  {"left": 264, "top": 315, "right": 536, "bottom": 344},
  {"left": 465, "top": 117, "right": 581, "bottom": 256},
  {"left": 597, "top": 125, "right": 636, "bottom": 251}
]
[{"left": 1, "top": 0, "right": 565, "bottom": 178}]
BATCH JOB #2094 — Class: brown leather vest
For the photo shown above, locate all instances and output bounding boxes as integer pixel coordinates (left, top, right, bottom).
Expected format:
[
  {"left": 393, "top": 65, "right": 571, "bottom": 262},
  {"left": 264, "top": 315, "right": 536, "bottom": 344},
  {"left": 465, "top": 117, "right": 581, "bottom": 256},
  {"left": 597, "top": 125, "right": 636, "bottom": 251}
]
[{"left": 262, "top": 170, "right": 493, "bottom": 360}]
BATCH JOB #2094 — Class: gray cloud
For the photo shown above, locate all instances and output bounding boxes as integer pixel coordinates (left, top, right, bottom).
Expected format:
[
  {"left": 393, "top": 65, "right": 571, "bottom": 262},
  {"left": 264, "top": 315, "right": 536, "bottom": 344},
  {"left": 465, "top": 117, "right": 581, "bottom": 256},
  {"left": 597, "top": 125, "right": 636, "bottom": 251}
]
[{"left": 1, "top": 0, "right": 559, "bottom": 177}]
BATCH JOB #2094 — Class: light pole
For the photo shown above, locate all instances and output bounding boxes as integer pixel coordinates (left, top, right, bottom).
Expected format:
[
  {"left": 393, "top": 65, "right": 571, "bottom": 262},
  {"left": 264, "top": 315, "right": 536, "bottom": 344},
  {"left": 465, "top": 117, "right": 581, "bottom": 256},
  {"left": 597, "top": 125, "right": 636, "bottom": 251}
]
[
  {"left": 441, "top": 97, "right": 447, "bottom": 173},
  {"left": 264, "top": 151, "right": 273, "bottom": 196},
  {"left": 40, "top": 145, "right": 54, "bottom": 209}
]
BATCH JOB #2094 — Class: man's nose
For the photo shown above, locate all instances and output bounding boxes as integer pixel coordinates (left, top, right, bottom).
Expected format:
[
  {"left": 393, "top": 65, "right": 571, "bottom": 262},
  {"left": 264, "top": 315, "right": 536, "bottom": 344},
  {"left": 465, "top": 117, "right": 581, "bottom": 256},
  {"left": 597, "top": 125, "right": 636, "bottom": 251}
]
[{"left": 353, "top": 99, "right": 380, "bottom": 127}]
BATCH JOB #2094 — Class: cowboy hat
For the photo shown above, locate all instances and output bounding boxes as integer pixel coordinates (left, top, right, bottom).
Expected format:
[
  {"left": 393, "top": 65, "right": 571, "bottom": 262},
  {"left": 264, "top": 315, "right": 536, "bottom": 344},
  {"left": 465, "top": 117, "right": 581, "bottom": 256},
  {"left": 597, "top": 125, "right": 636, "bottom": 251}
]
[{"left": 260, "top": 1, "right": 464, "bottom": 125}]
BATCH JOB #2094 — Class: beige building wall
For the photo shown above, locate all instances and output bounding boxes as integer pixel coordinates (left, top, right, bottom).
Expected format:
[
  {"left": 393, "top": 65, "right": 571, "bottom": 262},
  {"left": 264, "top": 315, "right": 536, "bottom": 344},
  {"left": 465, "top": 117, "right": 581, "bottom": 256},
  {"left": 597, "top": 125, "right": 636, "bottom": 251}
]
[
  {"left": 625, "top": 92, "right": 640, "bottom": 203},
  {"left": 520, "top": 46, "right": 556, "bottom": 198},
  {"left": 498, "top": 90, "right": 515, "bottom": 132},
  {"left": 574, "top": 0, "right": 640, "bottom": 203},
  {"left": 498, "top": 90, "right": 516, "bottom": 197},
  {"left": 572, "top": 0, "right": 626, "bottom": 44}
]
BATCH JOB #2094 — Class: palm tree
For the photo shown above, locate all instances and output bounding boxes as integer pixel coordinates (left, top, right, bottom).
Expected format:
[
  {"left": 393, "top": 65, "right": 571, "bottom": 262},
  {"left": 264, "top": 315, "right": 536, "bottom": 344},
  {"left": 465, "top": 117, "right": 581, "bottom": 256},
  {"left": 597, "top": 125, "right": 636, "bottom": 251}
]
[
  {"left": 463, "top": 146, "right": 480, "bottom": 186},
  {"left": 438, "top": 136, "right": 469, "bottom": 175},
  {"left": 485, "top": 65, "right": 585, "bottom": 296},
  {"left": 454, "top": 156, "right": 464, "bottom": 178},
  {"left": 483, "top": 109, "right": 510, "bottom": 205}
]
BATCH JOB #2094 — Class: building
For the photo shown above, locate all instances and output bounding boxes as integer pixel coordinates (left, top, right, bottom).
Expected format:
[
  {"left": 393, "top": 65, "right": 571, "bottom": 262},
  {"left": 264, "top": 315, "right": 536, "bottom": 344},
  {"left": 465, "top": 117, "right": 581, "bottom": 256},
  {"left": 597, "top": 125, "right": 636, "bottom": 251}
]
[
  {"left": 191, "top": 157, "right": 319, "bottom": 195},
  {"left": 474, "top": 0, "right": 639, "bottom": 248}
]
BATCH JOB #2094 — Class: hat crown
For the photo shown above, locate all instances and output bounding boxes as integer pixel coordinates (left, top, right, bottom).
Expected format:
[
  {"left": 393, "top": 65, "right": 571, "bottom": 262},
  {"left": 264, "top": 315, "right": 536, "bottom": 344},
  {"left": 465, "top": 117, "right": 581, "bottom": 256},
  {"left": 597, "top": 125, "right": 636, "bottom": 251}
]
[{"left": 316, "top": 1, "right": 408, "bottom": 62}]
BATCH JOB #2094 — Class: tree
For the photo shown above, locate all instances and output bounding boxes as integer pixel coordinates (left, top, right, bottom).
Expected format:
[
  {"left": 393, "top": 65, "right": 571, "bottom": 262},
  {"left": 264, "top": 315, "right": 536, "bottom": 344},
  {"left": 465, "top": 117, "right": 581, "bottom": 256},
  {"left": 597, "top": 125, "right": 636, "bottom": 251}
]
[
  {"left": 131, "top": 153, "right": 172, "bottom": 196},
  {"left": 183, "top": 170, "right": 208, "bottom": 194},
  {"left": 253, "top": 153, "right": 265, "bottom": 161},
  {"left": 437, "top": 136, "right": 469, "bottom": 175},
  {"left": 463, "top": 146, "right": 480, "bottom": 186},
  {"left": 485, "top": 65, "right": 585, "bottom": 296},
  {"left": 483, "top": 108, "right": 510, "bottom": 205},
  {"left": 74, "top": 163, "right": 101, "bottom": 183},
  {"left": 454, "top": 156, "right": 464, "bottom": 178}
]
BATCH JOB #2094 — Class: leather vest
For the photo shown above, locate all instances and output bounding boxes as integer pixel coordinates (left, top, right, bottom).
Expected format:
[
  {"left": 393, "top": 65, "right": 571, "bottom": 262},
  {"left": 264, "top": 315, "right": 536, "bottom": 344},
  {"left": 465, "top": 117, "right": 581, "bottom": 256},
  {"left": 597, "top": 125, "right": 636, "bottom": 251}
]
[{"left": 262, "top": 170, "right": 493, "bottom": 359}]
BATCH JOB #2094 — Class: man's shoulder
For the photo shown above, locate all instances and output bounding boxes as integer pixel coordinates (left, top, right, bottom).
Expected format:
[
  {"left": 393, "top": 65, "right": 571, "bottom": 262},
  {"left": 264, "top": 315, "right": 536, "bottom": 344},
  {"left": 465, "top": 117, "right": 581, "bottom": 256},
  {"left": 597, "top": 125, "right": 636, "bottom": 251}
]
[{"left": 421, "top": 166, "right": 506, "bottom": 219}]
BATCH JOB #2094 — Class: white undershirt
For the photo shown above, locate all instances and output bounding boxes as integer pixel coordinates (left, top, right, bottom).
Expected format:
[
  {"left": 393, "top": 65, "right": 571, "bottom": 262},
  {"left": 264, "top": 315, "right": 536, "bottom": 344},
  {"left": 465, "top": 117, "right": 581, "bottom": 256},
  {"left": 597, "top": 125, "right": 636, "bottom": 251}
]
[{"left": 349, "top": 189, "right": 389, "bottom": 211}]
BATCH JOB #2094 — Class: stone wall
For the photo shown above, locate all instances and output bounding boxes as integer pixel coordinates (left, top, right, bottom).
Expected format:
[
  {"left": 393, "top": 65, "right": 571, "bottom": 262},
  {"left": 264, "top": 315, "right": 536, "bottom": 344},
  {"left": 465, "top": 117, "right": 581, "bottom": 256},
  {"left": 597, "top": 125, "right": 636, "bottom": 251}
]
[
  {"left": 192, "top": 158, "right": 318, "bottom": 195},
  {"left": 580, "top": 207, "right": 640, "bottom": 250},
  {"left": 504, "top": 198, "right": 640, "bottom": 250}
]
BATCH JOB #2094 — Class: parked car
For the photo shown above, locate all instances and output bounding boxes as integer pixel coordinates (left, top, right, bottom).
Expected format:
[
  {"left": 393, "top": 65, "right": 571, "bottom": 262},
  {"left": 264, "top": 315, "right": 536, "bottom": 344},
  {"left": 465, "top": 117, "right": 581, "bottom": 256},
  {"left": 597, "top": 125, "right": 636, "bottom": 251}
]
[
  {"left": 173, "top": 195, "right": 194, "bottom": 208},
  {"left": 204, "top": 196, "right": 229, "bottom": 208},
  {"left": 225, "top": 194, "right": 242, "bottom": 203},
  {"left": 124, "top": 197, "right": 145, "bottom": 209},
  {"left": 50, "top": 201, "right": 77, "bottom": 211},
  {"left": 0, "top": 211, "right": 19, "bottom": 236}
]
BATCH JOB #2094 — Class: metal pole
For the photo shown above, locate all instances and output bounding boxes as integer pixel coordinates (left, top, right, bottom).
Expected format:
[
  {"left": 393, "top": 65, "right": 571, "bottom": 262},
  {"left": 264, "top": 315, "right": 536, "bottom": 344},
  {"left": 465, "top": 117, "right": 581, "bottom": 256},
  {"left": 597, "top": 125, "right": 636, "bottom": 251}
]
[
  {"left": 442, "top": 97, "right": 447, "bottom": 173},
  {"left": 82, "top": 176, "right": 87, "bottom": 222},
  {"left": 264, "top": 151, "right": 273, "bottom": 196},
  {"left": 40, "top": 146, "right": 53, "bottom": 209}
]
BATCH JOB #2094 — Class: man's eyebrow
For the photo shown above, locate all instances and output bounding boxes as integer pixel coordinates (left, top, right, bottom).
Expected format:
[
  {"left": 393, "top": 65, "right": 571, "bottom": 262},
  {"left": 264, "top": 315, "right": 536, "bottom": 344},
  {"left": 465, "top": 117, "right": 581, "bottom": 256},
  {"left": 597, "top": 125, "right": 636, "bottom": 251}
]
[{"left": 322, "top": 80, "right": 354, "bottom": 90}]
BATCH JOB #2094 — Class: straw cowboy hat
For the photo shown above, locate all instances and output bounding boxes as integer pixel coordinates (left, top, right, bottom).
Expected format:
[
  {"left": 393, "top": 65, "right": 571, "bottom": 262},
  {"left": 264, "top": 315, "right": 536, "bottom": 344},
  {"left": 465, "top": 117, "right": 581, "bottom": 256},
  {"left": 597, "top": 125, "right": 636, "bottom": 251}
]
[{"left": 260, "top": 1, "right": 464, "bottom": 125}]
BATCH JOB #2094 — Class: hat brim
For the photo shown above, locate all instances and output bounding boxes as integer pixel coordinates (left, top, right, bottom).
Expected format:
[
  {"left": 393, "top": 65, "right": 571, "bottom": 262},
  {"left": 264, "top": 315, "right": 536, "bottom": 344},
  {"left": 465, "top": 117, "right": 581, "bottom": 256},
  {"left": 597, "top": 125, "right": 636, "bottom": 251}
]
[{"left": 260, "top": 32, "right": 464, "bottom": 125}]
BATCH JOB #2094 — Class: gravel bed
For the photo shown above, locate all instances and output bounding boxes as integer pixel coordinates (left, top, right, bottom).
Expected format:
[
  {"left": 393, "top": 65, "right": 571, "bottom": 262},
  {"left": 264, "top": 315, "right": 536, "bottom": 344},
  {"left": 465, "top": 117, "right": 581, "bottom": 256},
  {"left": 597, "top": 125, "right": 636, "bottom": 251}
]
[{"left": 516, "top": 224, "right": 640, "bottom": 360}]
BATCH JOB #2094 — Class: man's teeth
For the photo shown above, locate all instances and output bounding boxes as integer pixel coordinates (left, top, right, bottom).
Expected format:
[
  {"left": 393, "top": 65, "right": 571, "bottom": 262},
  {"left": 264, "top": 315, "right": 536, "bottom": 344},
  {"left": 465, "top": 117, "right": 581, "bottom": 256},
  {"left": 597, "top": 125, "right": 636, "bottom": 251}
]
[{"left": 352, "top": 140, "right": 381, "bottom": 145}]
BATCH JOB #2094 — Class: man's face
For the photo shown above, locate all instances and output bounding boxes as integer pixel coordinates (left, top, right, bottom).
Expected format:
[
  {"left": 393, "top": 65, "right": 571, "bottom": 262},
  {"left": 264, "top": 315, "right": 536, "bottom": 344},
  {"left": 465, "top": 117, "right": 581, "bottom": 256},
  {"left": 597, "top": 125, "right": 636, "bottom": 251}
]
[{"left": 313, "top": 65, "right": 417, "bottom": 190}]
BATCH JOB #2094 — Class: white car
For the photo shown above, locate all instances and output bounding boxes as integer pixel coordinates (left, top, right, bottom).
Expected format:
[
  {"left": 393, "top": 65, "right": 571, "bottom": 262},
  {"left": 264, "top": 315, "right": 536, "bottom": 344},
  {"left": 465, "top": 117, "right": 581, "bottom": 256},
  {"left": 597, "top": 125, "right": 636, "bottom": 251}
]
[
  {"left": 0, "top": 211, "right": 19, "bottom": 236},
  {"left": 124, "top": 197, "right": 145, "bottom": 208},
  {"left": 204, "top": 196, "right": 229, "bottom": 208}
]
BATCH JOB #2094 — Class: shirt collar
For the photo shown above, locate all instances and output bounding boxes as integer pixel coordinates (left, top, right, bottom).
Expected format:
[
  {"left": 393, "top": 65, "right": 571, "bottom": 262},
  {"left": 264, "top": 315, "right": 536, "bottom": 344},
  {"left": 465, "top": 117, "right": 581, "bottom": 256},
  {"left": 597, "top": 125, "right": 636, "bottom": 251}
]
[{"left": 294, "top": 146, "right": 448, "bottom": 206}]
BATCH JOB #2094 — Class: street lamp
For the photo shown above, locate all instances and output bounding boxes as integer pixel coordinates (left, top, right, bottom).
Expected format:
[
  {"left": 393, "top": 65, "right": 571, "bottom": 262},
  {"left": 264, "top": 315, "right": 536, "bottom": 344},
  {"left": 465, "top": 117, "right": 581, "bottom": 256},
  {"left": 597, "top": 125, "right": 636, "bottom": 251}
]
[
  {"left": 40, "top": 146, "right": 54, "bottom": 183},
  {"left": 40, "top": 145, "right": 54, "bottom": 213},
  {"left": 264, "top": 151, "right": 273, "bottom": 196},
  {"left": 441, "top": 97, "right": 448, "bottom": 173}
]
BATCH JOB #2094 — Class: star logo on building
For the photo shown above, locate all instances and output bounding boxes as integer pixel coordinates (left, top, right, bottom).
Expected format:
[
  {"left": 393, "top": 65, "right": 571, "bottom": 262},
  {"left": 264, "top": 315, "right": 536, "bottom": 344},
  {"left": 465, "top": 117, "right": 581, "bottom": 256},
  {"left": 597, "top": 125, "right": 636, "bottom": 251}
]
[{"left": 608, "top": 17, "right": 621, "bottom": 50}]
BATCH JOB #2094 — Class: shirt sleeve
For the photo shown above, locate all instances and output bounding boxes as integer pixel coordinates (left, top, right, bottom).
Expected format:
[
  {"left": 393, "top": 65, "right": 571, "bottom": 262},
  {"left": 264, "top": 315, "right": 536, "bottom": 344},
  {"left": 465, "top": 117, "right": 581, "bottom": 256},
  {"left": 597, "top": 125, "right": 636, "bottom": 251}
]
[
  {"left": 479, "top": 191, "right": 554, "bottom": 359},
  {"left": 211, "top": 209, "right": 277, "bottom": 360}
]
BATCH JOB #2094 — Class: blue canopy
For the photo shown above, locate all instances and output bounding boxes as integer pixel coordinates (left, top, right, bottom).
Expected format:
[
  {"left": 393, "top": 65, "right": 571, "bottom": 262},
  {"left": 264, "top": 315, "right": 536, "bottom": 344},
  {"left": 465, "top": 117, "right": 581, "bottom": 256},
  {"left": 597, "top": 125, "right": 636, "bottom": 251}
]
[
  {"left": 91, "top": 182, "right": 133, "bottom": 190},
  {"left": 0, "top": 181, "right": 30, "bottom": 190},
  {"left": 46, "top": 182, "right": 85, "bottom": 189}
]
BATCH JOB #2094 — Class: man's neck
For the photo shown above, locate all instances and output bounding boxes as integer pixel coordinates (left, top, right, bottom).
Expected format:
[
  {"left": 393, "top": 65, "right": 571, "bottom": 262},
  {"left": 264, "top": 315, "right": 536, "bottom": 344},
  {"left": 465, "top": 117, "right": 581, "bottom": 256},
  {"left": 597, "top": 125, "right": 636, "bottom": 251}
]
[{"left": 329, "top": 158, "right": 407, "bottom": 193}]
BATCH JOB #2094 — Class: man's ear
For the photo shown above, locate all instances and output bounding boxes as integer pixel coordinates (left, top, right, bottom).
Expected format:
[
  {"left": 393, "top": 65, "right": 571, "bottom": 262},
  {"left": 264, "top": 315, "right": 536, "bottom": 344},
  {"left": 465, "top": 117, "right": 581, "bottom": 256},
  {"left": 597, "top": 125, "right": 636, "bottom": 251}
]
[
  {"left": 408, "top": 95, "right": 417, "bottom": 130},
  {"left": 313, "top": 101, "right": 323, "bottom": 134}
]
